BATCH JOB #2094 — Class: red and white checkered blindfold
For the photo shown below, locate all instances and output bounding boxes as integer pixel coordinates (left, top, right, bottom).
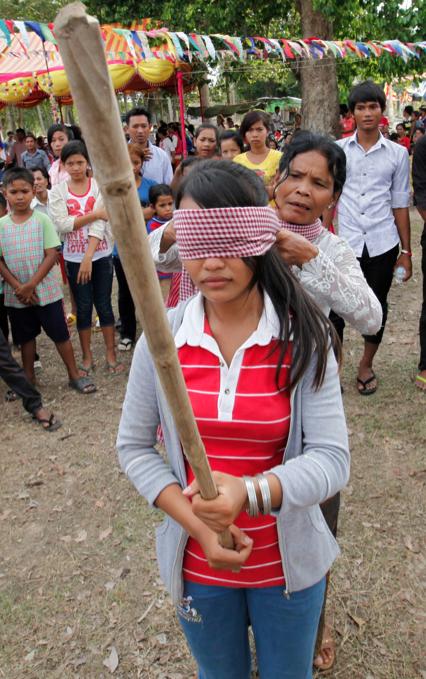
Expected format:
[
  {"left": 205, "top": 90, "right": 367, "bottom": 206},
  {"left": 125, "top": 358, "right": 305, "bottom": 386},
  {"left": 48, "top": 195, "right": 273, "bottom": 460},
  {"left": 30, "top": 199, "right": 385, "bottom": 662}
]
[{"left": 174, "top": 206, "right": 281, "bottom": 260}]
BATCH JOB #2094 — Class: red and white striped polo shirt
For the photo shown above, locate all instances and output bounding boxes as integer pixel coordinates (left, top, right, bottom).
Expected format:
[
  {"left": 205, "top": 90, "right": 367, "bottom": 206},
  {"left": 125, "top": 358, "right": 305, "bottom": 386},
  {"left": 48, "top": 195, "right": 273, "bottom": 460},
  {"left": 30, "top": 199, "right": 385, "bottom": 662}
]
[{"left": 176, "top": 293, "right": 291, "bottom": 588}]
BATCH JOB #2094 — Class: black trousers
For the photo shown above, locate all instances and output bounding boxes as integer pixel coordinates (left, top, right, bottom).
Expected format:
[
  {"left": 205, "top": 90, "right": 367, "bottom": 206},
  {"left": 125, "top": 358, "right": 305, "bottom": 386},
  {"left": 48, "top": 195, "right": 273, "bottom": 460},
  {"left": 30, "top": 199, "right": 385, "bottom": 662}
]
[
  {"left": 113, "top": 256, "right": 136, "bottom": 342},
  {"left": 330, "top": 243, "right": 399, "bottom": 346},
  {"left": 0, "top": 294, "right": 10, "bottom": 342},
  {"left": 0, "top": 328, "right": 42, "bottom": 415},
  {"left": 315, "top": 493, "right": 340, "bottom": 655},
  {"left": 419, "top": 225, "right": 426, "bottom": 371}
]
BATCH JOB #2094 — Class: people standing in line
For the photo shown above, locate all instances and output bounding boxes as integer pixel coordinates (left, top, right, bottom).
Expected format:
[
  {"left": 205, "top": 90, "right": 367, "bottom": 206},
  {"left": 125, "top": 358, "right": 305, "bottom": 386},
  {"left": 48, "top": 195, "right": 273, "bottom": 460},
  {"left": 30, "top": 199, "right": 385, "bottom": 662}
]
[
  {"left": 31, "top": 167, "right": 51, "bottom": 215},
  {"left": 4, "top": 130, "right": 15, "bottom": 155},
  {"left": 21, "top": 133, "right": 51, "bottom": 172},
  {"left": 49, "top": 141, "right": 121, "bottom": 375},
  {"left": 412, "top": 131, "right": 426, "bottom": 390},
  {"left": 325, "top": 81, "right": 411, "bottom": 395},
  {"left": 147, "top": 184, "right": 174, "bottom": 300},
  {"left": 413, "top": 128, "right": 425, "bottom": 146},
  {"left": 402, "top": 105, "right": 414, "bottom": 138},
  {"left": 271, "top": 132, "right": 381, "bottom": 671},
  {"left": 0, "top": 192, "right": 10, "bottom": 345},
  {"left": 340, "top": 104, "right": 356, "bottom": 138},
  {"left": 193, "top": 124, "right": 220, "bottom": 159},
  {"left": 47, "top": 124, "right": 77, "bottom": 324},
  {"left": 0, "top": 167, "right": 95, "bottom": 395},
  {"left": 293, "top": 112, "right": 302, "bottom": 132},
  {"left": 395, "top": 123, "right": 411, "bottom": 153},
  {"left": 233, "top": 111, "right": 281, "bottom": 202},
  {"left": 47, "top": 123, "right": 73, "bottom": 187},
  {"left": 0, "top": 328, "right": 61, "bottom": 431},
  {"left": 7, "top": 128, "right": 27, "bottom": 168},
  {"left": 157, "top": 127, "right": 175, "bottom": 163},
  {"left": 271, "top": 105, "right": 283, "bottom": 132},
  {"left": 118, "top": 160, "right": 350, "bottom": 679},
  {"left": 216, "top": 114, "right": 226, "bottom": 131},
  {"left": 125, "top": 107, "right": 173, "bottom": 185},
  {"left": 113, "top": 143, "right": 157, "bottom": 353},
  {"left": 220, "top": 130, "right": 244, "bottom": 160}
]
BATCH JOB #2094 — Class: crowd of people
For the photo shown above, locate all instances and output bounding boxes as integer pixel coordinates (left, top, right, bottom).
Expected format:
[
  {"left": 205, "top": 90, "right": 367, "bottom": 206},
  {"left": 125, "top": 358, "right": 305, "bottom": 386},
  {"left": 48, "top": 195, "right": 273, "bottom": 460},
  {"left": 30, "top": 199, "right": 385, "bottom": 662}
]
[{"left": 1, "top": 79, "right": 425, "bottom": 677}]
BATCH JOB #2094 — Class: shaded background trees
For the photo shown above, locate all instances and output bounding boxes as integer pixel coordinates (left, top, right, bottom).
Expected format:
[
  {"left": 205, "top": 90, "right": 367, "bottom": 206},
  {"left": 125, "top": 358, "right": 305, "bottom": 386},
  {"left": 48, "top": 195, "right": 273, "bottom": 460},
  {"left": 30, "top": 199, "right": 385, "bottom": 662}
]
[{"left": 2, "top": 0, "right": 425, "bottom": 134}]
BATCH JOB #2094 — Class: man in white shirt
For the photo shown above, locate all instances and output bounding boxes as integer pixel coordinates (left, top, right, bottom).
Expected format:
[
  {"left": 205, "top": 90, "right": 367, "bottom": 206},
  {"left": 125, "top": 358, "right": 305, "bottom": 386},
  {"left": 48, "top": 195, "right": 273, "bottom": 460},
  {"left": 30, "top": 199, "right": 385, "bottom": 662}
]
[
  {"left": 124, "top": 107, "right": 173, "bottom": 185},
  {"left": 325, "top": 81, "right": 412, "bottom": 395},
  {"left": 271, "top": 106, "right": 283, "bottom": 132},
  {"left": 8, "top": 128, "right": 26, "bottom": 167}
]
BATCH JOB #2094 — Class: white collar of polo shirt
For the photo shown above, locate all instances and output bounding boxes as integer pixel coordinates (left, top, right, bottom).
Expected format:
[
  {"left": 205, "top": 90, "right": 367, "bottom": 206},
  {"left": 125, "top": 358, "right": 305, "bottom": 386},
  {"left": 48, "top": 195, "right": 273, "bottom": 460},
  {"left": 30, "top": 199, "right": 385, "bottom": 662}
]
[{"left": 174, "top": 291, "right": 281, "bottom": 350}]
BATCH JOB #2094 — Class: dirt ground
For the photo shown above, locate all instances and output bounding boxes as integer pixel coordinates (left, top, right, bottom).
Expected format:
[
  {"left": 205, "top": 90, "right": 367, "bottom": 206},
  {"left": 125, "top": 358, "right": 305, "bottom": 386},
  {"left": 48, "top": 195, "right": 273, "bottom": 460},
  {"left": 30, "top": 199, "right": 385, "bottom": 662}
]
[{"left": 0, "top": 212, "right": 425, "bottom": 679}]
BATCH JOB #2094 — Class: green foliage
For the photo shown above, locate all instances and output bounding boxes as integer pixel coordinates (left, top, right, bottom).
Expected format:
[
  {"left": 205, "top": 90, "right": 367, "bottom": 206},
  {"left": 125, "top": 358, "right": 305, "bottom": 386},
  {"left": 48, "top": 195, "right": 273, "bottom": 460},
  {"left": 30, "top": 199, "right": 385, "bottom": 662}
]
[
  {"left": 2, "top": 0, "right": 424, "bottom": 117},
  {"left": 1, "top": 0, "right": 68, "bottom": 22}
]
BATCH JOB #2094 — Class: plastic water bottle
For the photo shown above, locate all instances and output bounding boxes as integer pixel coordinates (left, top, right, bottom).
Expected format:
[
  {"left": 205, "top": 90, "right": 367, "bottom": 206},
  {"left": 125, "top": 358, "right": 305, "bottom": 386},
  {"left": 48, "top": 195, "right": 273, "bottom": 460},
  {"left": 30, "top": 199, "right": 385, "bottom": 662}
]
[{"left": 394, "top": 266, "right": 406, "bottom": 285}]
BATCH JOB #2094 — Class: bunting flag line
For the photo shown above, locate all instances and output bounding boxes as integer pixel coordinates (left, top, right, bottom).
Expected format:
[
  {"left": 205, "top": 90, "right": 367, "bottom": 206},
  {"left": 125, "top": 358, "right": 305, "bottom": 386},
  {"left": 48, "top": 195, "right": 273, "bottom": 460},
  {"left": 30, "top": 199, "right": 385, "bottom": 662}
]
[
  {"left": 0, "top": 17, "right": 425, "bottom": 66},
  {"left": 0, "top": 17, "right": 425, "bottom": 109}
]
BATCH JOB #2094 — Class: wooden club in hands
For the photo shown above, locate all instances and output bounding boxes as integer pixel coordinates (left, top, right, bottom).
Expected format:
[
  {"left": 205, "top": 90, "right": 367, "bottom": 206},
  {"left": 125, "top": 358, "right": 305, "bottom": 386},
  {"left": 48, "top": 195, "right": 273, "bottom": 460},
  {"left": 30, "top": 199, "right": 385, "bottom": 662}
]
[{"left": 54, "top": 2, "right": 233, "bottom": 548}]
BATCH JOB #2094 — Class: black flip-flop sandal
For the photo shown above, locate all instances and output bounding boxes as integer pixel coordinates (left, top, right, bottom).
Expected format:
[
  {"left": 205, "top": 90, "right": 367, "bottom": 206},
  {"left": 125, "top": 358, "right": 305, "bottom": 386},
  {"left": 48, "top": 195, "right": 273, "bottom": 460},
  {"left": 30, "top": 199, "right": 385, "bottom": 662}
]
[
  {"left": 69, "top": 376, "right": 97, "bottom": 394},
  {"left": 356, "top": 372, "right": 377, "bottom": 396},
  {"left": 5, "top": 389, "right": 19, "bottom": 402},
  {"left": 32, "top": 413, "right": 62, "bottom": 432}
]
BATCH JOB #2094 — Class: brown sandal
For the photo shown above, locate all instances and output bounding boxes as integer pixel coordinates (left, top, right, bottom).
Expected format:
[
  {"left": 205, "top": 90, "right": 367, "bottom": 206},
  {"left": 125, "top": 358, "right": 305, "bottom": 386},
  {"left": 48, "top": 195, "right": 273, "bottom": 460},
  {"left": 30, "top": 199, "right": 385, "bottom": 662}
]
[{"left": 314, "top": 629, "right": 336, "bottom": 672}]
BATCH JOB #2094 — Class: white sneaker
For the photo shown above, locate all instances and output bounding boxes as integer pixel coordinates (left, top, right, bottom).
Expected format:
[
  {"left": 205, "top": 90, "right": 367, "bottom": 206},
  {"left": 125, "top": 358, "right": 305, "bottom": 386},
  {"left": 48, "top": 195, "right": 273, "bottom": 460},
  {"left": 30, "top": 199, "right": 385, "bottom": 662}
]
[{"left": 118, "top": 338, "right": 133, "bottom": 351}]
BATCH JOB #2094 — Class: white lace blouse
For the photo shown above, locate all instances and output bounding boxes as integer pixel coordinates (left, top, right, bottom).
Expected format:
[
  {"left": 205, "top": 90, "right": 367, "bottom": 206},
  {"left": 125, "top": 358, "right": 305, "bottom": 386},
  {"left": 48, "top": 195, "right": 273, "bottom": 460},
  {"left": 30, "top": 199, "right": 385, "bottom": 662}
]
[
  {"left": 149, "top": 223, "right": 383, "bottom": 336},
  {"left": 295, "top": 228, "right": 382, "bottom": 335}
]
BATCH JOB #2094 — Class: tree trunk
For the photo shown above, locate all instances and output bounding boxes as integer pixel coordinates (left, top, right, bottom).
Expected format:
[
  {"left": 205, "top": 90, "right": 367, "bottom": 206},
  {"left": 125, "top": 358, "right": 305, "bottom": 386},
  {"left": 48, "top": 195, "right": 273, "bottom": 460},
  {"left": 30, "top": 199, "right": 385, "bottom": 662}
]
[
  {"left": 297, "top": 0, "right": 340, "bottom": 137},
  {"left": 199, "top": 83, "right": 210, "bottom": 121},
  {"left": 6, "top": 106, "right": 16, "bottom": 132}
]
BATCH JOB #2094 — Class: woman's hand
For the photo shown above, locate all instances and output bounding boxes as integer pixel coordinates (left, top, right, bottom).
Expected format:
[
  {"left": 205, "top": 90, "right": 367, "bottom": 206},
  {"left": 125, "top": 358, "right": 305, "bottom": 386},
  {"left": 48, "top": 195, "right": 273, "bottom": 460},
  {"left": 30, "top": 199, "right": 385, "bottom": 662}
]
[
  {"left": 77, "top": 256, "right": 93, "bottom": 284},
  {"left": 276, "top": 229, "right": 319, "bottom": 267},
  {"left": 159, "top": 220, "right": 176, "bottom": 253},
  {"left": 195, "top": 523, "right": 253, "bottom": 571},
  {"left": 183, "top": 471, "right": 248, "bottom": 533}
]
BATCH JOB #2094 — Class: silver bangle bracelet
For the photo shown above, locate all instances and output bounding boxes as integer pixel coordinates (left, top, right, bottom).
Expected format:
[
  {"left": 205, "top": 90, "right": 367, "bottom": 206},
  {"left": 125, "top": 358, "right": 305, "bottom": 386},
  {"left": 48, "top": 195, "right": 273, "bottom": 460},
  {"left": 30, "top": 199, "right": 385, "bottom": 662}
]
[
  {"left": 243, "top": 476, "right": 259, "bottom": 517},
  {"left": 257, "top": 474, "right": 272, "bottom": 515}
]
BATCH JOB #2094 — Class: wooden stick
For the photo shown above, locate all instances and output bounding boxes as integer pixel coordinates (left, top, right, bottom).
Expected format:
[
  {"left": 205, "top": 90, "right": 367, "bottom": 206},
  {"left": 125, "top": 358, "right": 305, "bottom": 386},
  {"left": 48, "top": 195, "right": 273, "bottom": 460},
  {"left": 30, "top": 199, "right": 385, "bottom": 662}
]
[{"left": 54, "top": 2, "right": 233, "bottom": 548}]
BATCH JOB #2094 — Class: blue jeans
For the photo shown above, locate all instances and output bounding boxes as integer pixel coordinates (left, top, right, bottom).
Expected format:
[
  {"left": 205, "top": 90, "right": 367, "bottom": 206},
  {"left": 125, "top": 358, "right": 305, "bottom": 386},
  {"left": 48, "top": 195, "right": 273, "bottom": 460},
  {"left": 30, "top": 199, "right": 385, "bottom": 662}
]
[
  {"left": 65, "top": 256, "right": 114, "bottom": 331},
  {"left": 177, "top": 578, "right": 326, "bottom": 679}
]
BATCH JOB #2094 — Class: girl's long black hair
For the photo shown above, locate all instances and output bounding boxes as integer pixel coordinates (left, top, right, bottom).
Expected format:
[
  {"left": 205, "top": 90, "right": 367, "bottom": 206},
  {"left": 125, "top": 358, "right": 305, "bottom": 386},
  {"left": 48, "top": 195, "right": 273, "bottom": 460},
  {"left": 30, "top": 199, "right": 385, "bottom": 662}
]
[{"left": 176, "top": 159, "right": 341, "bottom": 390}]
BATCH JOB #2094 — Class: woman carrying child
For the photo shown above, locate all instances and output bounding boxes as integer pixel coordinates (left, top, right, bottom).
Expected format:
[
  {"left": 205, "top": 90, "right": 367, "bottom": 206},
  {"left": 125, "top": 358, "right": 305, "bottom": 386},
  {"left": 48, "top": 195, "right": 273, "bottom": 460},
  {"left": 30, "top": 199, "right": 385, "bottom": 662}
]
[
  {"left": 49, "top": 141, "right": 121, "bottom": 374},
  {"left": 118, "top": 160, "right": 350, "bottom": 679}
]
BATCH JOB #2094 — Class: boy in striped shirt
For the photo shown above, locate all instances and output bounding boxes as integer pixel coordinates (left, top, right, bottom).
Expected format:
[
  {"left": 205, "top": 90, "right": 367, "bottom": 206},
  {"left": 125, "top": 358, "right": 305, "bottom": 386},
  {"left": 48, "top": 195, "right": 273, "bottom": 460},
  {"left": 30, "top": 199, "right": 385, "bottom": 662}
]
[{"left": 0, "top": 168, "right": 95, "bottom": 394}]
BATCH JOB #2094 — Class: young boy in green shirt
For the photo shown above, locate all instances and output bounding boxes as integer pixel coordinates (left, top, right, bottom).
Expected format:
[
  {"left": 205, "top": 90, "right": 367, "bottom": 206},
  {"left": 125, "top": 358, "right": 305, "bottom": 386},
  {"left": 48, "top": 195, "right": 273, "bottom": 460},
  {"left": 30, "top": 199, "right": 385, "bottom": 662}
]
[{"left": 0, "top": 168, "right": 96, "bottom": 394}]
